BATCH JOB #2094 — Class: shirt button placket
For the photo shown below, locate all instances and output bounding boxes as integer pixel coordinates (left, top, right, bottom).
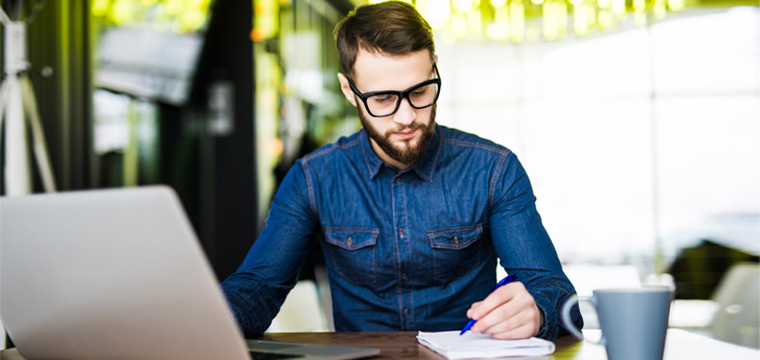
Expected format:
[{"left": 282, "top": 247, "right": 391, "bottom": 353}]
[{"left": 392, "top": 173, "right": 413, "bottom": 330}]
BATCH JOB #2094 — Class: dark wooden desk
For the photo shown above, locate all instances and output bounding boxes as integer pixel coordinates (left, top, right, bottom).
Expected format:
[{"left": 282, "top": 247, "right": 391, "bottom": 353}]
[
  {"left": 259, "top": 331, "right": 592, "bottom": 360},
  {"left": 2, "top": 329, "right": 758, "bottom": 359},
  {"left": 1, "top": 332, "right": 586, "bottom": 360},
  {"left": 259, "top": 330, "right": 760, "bottom": 360}
]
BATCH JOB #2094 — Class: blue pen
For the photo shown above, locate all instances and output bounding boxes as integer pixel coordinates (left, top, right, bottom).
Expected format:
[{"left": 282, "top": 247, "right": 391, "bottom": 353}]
[{"left": 460, "top": 273, "right": 518, "bottom": 335}]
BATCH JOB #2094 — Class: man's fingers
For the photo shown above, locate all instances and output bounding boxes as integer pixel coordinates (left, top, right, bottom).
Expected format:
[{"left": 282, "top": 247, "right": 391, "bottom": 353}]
[
  {"left": 465, "top": 281, "right": 541, "bottom": 339},
  {"left": 472, "top": 300, "right": 536, "bottom": 335},
  {"left": 466, "top": 300, "right": 483, "bottom": 319},
  {"left": 470, "top": 302, "right": 518, "bottom": 333},
  {"left": 490, "top": 322, "right": 537, "bottom": 340},
  {"left": 468, "top": 282, "right": 523, "bottom": 320}
]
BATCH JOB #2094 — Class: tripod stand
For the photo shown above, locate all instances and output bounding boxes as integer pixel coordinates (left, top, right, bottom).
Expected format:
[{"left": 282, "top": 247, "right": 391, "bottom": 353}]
[{"left": 0, "top": 4, "right": 56, "bottom": 195}]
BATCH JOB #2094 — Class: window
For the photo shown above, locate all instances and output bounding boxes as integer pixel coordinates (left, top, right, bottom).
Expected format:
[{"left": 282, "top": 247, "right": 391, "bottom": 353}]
[{"left": 436, "top": 6, "right": 760, "bottom": 272}]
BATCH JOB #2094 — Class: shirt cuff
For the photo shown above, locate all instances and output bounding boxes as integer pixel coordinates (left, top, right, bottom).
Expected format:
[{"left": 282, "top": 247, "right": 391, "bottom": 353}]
[{"left": 530, "top": 290, "right": 556, "bottom": 340}]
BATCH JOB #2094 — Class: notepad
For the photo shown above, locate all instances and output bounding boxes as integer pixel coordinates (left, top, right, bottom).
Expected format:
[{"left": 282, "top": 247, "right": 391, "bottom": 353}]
[{"left": 417, "top": 331, "right": 556, "bottom": 359}]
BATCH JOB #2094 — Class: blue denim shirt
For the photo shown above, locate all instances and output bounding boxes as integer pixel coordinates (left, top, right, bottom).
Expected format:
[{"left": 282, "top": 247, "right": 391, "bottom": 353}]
[{"left": 221, "top": 124, "right": 583, "bottom": 339}]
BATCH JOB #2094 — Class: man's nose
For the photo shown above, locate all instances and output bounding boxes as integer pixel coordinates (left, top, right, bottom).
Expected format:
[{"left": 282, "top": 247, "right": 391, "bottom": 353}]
[{"left": 392, "top": 98, "right": 416, "bottom": 126}]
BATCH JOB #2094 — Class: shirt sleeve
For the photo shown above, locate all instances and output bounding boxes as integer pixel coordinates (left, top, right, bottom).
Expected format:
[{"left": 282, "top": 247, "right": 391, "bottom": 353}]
[
  {"left": 220, "top": 159, "right": 319, "bottom": 338},
  {"left": 488, "top": 152, "right": 584, "bottom": 340}
]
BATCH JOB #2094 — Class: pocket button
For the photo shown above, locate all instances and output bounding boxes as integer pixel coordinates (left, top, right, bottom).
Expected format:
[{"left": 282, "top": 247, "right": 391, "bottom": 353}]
[{"left": 346, "top": 237, "right": 353, "bottom": 246}]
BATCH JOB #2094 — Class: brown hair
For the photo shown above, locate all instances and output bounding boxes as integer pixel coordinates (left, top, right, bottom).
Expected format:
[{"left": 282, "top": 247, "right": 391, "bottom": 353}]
[{"left": 334, "top": 1, "right": 435, "bottom": 81}]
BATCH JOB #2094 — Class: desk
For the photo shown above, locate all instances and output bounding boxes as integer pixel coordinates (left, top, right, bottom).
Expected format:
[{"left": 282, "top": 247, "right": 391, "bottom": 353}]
[
  {"left": 260, "top": 329, "right": 760, "bottom": 359},
  {"left": 1, "top": 329, "right": 758, "bottom": 359},
  {"left": 260, "top": 331, "right": 584, "bottom": 359}
]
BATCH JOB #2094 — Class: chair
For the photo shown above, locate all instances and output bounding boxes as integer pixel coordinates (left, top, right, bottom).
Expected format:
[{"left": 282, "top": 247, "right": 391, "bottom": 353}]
[
  {"left": 266, "top": 279, "right": 331, "bottom": 332},
  {"left": 709, "top": 262, "right": 760, "bottom": 348},
  {"left": 266, "top": 265, "right": 334, "bottom": 332}
]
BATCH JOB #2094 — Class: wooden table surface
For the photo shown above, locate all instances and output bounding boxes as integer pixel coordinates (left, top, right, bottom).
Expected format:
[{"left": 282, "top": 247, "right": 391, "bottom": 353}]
[
  {"left": 259, "top": 330, "right": 760, "bottom": 360},
  {"left": 0, "top": 331, "right": 595, "bottom": 360},
  {"left": 260, "top": 331, "right": 593, "bottom": 359},
  {"left": 3, "top": 329, "right": 758, "bottom": 359}
]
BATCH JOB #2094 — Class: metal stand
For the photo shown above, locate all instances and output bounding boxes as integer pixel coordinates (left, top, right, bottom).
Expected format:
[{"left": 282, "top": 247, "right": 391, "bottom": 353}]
[{"left": 0, "top": 5, "right": 56, "bottom": 195}]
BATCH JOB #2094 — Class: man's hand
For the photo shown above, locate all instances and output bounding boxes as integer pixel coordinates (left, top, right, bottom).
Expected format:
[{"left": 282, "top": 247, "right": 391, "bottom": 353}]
[{"left": 465, "top": 281, "right": 544, "bottom": 339}]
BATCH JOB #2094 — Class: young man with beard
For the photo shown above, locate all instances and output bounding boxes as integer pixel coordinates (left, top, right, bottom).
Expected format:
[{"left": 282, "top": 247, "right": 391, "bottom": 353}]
[{"left": 221, "top": 1, "right": 583, "bottom": 340}]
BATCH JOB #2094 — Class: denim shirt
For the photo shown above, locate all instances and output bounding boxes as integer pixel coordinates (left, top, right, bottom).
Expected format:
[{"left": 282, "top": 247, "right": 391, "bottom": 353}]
[{"left": 221, "top": 124, "right": 583, "bottom": 339}]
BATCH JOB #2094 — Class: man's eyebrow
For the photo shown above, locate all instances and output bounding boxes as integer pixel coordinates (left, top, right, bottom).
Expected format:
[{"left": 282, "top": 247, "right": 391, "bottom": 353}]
[{"left": 364, "top": 74, "right": 436, "bottom": 93}]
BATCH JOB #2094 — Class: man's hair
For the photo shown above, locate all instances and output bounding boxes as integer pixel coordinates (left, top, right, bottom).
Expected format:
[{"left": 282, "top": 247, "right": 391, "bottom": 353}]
[{"left": 334, "top": 1, "right": 435, "bottom": 81}]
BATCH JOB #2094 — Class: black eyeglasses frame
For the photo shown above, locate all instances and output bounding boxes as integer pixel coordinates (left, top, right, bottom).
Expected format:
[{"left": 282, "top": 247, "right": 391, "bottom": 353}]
[{"left": 347, "top": 63, "right": 441, "bottom": 118}]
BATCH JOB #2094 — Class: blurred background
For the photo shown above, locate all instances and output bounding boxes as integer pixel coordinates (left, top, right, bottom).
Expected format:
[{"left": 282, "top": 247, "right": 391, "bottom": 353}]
[{"left": 0, "top": 0, "right": 758, "bottom": 349}]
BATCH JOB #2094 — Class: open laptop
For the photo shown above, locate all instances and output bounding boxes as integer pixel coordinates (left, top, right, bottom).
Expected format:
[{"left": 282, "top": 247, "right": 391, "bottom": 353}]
[{"left": 0, "top": 186, "right": 379, "bottom": 360}]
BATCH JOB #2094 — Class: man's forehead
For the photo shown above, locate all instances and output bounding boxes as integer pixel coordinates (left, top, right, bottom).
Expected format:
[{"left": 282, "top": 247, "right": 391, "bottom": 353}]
[{"left": 352, "top": 49, "right": 434, "bottom": 91}]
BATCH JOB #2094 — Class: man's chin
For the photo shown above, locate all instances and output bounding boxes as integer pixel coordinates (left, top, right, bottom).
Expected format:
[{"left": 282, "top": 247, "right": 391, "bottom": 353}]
[
  {"left": 389, "top": 137, "right": 421, "bottom": 154},
  {"left": 383, "top": 140, "right": 425, "bottom": 164}
]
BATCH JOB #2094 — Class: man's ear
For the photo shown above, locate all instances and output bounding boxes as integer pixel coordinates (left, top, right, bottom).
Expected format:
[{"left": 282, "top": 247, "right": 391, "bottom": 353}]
[{"left": 337, "top": 73, "right": 358, "bottom": 107}]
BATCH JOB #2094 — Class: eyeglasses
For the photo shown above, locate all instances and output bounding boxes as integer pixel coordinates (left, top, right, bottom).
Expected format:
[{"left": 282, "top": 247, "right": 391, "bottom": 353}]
[{"left": 347, "top": 64, "right": 441, "bottom": 118}]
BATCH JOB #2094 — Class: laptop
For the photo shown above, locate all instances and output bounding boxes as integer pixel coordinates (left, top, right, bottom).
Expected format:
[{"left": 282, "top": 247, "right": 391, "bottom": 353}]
[{"left": 0, "top": 186, "right": 379, "bottom": 360}]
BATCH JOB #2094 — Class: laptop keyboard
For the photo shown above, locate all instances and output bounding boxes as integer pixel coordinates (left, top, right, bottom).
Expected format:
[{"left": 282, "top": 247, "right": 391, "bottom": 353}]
[{"left": 248, "top": 351, "right": 305, "bottom": 360}]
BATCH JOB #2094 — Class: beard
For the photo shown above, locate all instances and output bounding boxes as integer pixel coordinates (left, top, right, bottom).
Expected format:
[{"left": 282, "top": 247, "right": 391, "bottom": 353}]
[{"left": 359, "top": 105, "right": 437, "bottom": 166}]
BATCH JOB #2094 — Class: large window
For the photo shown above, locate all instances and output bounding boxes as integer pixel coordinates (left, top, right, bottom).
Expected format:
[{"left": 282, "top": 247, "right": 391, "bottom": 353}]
[{"left": 436, "top": 6, "right": 760, "bottom": 274}]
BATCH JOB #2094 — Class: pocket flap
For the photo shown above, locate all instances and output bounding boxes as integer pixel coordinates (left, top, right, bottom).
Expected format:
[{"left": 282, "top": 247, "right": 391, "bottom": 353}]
[
  {"left": 428, "top": 224, "right": 483, "bottom": 250},
  {"left": 325, "top": 227, "right": 378, "bottom": 250}
]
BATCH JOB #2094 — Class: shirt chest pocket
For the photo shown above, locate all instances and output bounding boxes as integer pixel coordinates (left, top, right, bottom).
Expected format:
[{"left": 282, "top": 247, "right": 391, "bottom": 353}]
[
  {"left": 324, "top": 227, "right": 379, "bottom": 285},
  {"left": 427, "top": 224, "right": 483, "bottom": 282}
]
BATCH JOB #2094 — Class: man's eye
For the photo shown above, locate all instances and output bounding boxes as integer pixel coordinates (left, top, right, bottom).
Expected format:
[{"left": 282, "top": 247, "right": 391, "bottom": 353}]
[{"left": 372, "top": 95, "right": 392, "bottom": 103}]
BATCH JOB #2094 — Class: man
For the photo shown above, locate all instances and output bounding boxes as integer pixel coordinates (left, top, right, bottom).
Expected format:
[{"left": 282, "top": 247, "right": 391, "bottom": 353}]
[{"left": 221, "top": 0, "right": 583, "bottom": 340}]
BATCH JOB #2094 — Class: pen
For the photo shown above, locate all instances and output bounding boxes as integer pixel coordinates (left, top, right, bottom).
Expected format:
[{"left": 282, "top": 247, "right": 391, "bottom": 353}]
[{"left": 460, "top": 273, "right": 518, "bottom": 335}]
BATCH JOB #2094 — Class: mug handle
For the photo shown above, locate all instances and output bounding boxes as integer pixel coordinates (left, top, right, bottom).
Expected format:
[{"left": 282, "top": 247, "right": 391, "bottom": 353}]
[{"left": 561, "top": 295, "right": 604, "bottom": 345}]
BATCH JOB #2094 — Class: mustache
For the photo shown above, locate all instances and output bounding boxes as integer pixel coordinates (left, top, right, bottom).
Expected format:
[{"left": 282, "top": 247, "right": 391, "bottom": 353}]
[{"left": 388, "top": 121, "right": 425, "bottom": 134}]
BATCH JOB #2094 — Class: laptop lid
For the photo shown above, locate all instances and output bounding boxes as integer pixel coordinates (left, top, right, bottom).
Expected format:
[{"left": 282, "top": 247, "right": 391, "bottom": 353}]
[
  {"left": 0, "top": 186, "right": 250, "bottom": 360},
  {"left": 1, "top": 186, "right": 380, "bottom": 360}
]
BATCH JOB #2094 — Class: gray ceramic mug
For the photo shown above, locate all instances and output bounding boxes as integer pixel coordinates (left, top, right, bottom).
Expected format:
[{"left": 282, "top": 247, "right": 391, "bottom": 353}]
[{"left": 561, "top": 287, "right": 673, "bottom": 360}]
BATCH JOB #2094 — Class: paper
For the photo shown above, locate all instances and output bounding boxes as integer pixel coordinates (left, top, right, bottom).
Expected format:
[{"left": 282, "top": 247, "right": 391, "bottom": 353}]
[{"left": 417, "top": 331, "right": 556, "bottom": 359}]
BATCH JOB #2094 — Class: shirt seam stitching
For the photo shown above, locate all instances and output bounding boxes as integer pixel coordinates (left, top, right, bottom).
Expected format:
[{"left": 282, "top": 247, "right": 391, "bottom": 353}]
[
  {"left": 489, "top": 154, "right": 508, "bottom": 208},
  {"left": 443, "top": 137, "right": 512, "bottom": 157}
]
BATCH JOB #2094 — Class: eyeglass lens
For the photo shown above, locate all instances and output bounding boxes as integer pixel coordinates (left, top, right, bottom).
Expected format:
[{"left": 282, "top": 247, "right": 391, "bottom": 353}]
[{"left": 366, "top": 82, "right": 439, "bottom": 117}]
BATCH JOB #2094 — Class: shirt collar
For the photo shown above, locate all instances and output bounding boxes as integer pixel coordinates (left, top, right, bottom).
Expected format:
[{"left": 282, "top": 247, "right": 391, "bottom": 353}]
[
  {"left": 410, "top": 124, "right": 441, "bottom": 182},
  {"left": 361, "top": 124, "right": 442, "bottom": 182},
  {"left": 360, "top": 130, "right": 384, "bottom": 178}
]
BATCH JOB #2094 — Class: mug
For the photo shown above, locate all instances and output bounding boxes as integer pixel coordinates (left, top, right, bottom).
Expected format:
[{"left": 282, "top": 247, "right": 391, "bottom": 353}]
[{"left": 561, "top": 287, "right": 673, "bottom": 360}]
